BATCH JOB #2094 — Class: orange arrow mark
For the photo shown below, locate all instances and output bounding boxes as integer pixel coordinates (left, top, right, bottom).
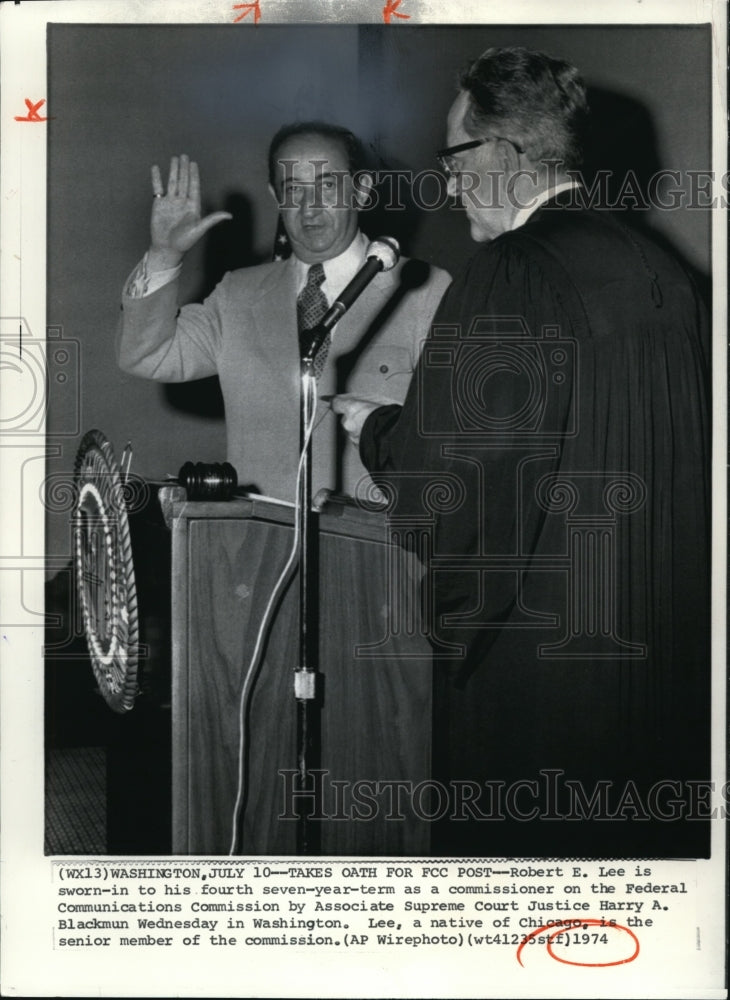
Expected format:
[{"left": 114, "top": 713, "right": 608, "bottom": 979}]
[{"left": 232, "top": 1, "right": 261, "bottom": 22}]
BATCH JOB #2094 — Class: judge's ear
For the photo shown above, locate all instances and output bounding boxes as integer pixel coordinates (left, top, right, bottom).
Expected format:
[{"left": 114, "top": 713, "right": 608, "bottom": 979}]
[
  {"left": 268, "top": 182, "right": 281, "bottom": 207},
  {"left": 495, "top": 137, "right": 522, "bottom": 175},
  {"left": 352, "top": 171, "right": 374, "bottom": 210},
  {"left": 498, "top": 140, "right": 526, "bottom": 207}
]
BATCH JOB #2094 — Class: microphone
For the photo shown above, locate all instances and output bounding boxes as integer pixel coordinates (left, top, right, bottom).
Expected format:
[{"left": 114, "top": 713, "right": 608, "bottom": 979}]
[{"left": 302, "top": 237, "right": 400, "bottom": 368}]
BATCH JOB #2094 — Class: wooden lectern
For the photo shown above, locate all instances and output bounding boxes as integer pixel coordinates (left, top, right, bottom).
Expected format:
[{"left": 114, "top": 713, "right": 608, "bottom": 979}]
[{"left": 171, "top": 495, "right": 432, "bottom": 856}]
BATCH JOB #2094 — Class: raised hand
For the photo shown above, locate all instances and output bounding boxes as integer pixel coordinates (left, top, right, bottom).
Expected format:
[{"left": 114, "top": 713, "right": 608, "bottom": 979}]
[{"left": 148, "top": 154, "right": 232, "bottom": 268}]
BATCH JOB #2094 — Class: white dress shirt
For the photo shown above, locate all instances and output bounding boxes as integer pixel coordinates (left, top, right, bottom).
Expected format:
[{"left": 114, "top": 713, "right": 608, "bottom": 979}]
[{"left": 511, "top": 180, "right": 582, "bottom": 231}]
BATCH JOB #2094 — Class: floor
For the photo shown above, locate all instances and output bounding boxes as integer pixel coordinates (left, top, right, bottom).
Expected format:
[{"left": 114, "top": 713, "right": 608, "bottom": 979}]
[{"left": 44, "top": 746, "right": 107, "bottom": 855}]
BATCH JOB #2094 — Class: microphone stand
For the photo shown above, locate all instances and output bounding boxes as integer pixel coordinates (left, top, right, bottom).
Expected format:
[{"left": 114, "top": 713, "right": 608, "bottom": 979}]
[
  {"left": 294, "top": 357, "right": 322, "bottom": 855},
  {"left": 291, "top": 240, "right": 399, "bottom": 853}
]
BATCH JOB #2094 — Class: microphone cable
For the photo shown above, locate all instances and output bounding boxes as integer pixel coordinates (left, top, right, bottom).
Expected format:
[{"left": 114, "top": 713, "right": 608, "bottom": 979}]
[{"left": 228, "top": 373, "right": 318, "bottom": 856}]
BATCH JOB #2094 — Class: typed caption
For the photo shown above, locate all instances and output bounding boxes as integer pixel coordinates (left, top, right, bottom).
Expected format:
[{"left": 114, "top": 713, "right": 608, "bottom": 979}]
[{"left": 51, "top": 859, "right": 700, "bottom": 968}]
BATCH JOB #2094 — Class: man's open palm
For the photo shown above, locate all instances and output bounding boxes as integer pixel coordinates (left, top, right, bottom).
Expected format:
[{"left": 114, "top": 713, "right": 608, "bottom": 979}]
[{"left": 150, "top": 154, "right": 232, "bottom": 259}]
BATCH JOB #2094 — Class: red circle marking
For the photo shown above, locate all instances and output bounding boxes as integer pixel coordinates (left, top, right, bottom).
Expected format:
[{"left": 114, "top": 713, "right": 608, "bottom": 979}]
[{"left": 516, "top": 918, "right": 640, "bottom": 968}]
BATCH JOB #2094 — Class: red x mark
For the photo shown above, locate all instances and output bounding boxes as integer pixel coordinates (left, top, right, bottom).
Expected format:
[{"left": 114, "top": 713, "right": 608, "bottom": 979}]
[
  {"left": 232, "top": 0, "right": 261, "bottom": 22},
  {"left": 15, "top": 98, "right": 48, "bottom": 122},
  {"left": 383, "top": 0, "right": 409, "bottom": 22}
]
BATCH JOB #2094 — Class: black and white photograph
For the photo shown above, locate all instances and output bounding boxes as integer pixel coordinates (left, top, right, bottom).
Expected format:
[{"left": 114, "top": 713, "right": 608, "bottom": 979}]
[
  {"left": 1, "top": 1, "right": 726, "bottom": 997},
  {"left": 43, "top": 17, "right": 714, "bottom": 858}
]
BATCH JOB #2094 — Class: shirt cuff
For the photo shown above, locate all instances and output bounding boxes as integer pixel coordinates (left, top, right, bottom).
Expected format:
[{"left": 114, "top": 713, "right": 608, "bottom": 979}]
[{"left": 123, "top": 252, "right": 182, "bottom": 298}]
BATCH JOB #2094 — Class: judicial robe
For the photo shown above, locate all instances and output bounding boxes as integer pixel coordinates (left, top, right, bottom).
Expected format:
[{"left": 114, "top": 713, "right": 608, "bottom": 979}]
[{"left": 360, "top": 198, "right": 711, "bottom": 858}]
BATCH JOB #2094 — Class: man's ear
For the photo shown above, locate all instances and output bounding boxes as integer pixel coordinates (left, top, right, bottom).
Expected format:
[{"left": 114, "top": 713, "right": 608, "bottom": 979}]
[{"left": 352, "top": 171, "right": 374, "bottom": 210}]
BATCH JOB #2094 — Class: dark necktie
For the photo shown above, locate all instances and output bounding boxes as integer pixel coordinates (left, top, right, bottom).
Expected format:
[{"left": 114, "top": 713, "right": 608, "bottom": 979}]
[{"left": 297, "top": 262, "right": 330, "bottom": 378}]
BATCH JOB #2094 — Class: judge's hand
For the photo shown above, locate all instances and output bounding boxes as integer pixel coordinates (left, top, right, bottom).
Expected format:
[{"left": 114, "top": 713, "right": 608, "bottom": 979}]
[
  {"left": 148, "top": 154, "right": 232, "bottom": 270},
  {"left": 331, "top": 394, "right": 384, "bottom": 448}
]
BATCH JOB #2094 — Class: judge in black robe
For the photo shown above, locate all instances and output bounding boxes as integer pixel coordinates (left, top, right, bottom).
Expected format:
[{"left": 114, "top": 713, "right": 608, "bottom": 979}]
[{"left": 336, "top": 47, "right": 711, "bottom": 858}]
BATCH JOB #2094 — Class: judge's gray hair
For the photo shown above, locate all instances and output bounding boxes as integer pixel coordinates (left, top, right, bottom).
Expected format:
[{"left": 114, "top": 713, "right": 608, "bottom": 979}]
[{"left": 460, "top": 47, "right": 589, "bottom": 170}]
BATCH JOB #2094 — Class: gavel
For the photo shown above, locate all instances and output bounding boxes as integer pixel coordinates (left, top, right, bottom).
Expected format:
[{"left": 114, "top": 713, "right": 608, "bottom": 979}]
[{"left": 177, "top": 461, "right": 238, "bottom": 501}]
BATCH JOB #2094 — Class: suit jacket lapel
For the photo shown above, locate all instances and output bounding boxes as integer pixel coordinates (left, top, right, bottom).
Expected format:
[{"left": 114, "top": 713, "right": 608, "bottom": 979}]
[
  {"left": 330, "top": 269, "right": 397, "bottom": 355},
  {"left": 250, "top": 258, "right": 299, "bottom": 375}
]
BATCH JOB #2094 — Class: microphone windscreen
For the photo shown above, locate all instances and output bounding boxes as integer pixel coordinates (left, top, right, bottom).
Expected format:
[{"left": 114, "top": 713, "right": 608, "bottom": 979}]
[{"left": 366, "top": 237, "right": 400, "bottom": 271}]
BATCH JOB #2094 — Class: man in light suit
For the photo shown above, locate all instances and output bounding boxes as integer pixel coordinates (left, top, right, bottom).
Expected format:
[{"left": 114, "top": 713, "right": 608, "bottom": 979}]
[{"left": 117, "top": 122, "right": 451, "bottom": 501}]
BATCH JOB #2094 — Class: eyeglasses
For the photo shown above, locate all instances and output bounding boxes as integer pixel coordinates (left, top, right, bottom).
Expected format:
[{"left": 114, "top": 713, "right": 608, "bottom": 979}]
[{"left": 436, "top": 136, "right": 524, "bottom": 178}]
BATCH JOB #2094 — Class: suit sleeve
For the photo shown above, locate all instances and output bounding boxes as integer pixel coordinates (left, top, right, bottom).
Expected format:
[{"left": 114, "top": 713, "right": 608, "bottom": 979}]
[{"left": 116, "top": 272, "right": 232, "bottom": 382}]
